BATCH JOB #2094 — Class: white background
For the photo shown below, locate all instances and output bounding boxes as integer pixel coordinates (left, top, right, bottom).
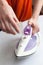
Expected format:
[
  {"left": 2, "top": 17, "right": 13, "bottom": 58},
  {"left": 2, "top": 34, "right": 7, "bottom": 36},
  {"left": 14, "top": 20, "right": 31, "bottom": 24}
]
[{"left": 0, "top": 16, "right": 43, "bottom": 65}]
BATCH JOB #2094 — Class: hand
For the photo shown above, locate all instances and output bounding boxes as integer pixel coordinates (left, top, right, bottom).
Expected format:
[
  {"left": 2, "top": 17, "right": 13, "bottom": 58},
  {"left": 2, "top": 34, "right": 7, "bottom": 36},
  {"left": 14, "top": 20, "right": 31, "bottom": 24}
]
[
  {"left": 28, "top": 18, "right": 40, "bottom": 35},
  {"left": 0, "top": 1, "right": 20, "bottom": 34}
]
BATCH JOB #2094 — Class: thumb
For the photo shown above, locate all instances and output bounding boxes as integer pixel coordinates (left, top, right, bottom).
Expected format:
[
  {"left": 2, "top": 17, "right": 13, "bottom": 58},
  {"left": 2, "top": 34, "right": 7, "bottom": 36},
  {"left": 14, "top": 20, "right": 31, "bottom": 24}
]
[
  {"left": 28, "top": 18, "right": 33, "bottom": 26},
  {"left": 28, "top": 21, "right": 32, "bottom": 26}
]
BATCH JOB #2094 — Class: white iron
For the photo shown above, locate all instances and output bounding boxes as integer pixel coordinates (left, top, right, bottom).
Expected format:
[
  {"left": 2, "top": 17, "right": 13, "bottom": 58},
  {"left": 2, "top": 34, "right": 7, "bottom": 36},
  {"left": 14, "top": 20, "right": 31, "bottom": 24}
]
[{"left": 15, "top": 25, "right": 40, "bottom": 57}]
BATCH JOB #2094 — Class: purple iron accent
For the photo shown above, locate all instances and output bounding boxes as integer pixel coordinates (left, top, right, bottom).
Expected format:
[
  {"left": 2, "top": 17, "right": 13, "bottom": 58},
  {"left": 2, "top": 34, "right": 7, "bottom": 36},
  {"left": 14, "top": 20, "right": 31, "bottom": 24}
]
[
  {"left": 24, "top": 35, "right": 37, "bottom": 51},
  {"left": 24, "top": 25, "right": 31, "bottom": 35}
]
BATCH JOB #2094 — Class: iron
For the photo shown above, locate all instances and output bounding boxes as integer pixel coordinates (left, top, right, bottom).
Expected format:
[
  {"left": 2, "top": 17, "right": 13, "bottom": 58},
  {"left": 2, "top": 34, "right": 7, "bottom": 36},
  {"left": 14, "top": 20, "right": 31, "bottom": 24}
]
[{"left": 14, "top": 25, "right": 40, "bottom": 57}]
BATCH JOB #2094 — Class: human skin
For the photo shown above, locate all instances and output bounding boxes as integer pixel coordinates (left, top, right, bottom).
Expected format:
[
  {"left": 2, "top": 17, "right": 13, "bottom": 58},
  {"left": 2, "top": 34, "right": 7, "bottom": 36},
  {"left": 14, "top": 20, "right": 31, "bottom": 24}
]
[
  {"left": 28, "top": 0, "right": 43, "bottom": 34},
  {"left": 0, "top": 0, "right": 21, "bottom": 34},
  {"left": 0, "top": 0, "right": 43, "bottom": 34}
]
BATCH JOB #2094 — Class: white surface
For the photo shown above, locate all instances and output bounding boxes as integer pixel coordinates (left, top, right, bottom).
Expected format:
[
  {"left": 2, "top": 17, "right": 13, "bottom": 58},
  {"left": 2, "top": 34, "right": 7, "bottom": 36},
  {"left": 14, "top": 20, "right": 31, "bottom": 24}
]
[{"left": 0, "top": 16, "right": 43, "bottom": 65}]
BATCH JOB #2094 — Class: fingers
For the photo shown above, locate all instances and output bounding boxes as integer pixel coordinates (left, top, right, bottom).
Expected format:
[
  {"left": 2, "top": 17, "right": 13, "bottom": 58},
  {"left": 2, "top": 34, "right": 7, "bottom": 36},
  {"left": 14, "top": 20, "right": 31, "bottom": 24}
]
[
  {"left": 32, "top": 25, "right": 39, "bottom": 35},
  {"left": 0, "top": 3, "right": 20, "bottom": 34},
  {"left": 0, "top": 14, "right": 20, "bottom": 34},
  {"left": 6, "top": 15, "right": 20, "bottom": 33},
  {"left": 13, "top": 12, "right": 20, "bottom": 24},
  {"left": 9, "top": 24, "right": 17, "bottom": 34},
  {"left": 0, "top": 19, "right": 17, "bottom": 34},
  {"left": 2, "top": 18, "right": 16, "bottom": 34},
  {"left": 11, "top": 9, "right": 20, "bottom": 23},
  {"left": 1, "top": 20, "right": 6, "bottom": 32},
  {"left": 12, "top": 10, "right": 21, "bottom": 32},
  {"left": 28, "top": 21, "right": 39, "bottom": 35},
  {"left": 32, "top": 26, "right": 39, "bottom": 34}
]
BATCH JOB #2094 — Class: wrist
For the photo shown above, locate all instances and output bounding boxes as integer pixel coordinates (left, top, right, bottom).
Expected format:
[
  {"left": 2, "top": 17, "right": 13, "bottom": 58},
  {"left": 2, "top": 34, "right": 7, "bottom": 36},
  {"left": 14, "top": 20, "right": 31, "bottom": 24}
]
[
  {"left": 29, "top": 17, "right": 37, "bottom": 23},
  {"left": 31, "top": 15, "right": 38, "bottom": 22}
]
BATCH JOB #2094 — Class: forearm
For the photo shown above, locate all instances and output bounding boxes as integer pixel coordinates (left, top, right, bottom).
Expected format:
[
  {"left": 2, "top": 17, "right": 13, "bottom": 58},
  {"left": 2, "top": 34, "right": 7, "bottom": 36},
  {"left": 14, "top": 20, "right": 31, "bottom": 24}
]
[{"left": 32, "top": 0, "right": 43, "bottom": 20}]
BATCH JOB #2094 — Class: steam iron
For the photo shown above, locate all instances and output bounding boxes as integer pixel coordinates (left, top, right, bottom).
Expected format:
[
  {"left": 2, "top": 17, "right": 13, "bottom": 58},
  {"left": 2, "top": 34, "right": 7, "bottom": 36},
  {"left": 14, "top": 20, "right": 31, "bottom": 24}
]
[{"left": 15, "top": 25, "right": 40, "bottom": 57}]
